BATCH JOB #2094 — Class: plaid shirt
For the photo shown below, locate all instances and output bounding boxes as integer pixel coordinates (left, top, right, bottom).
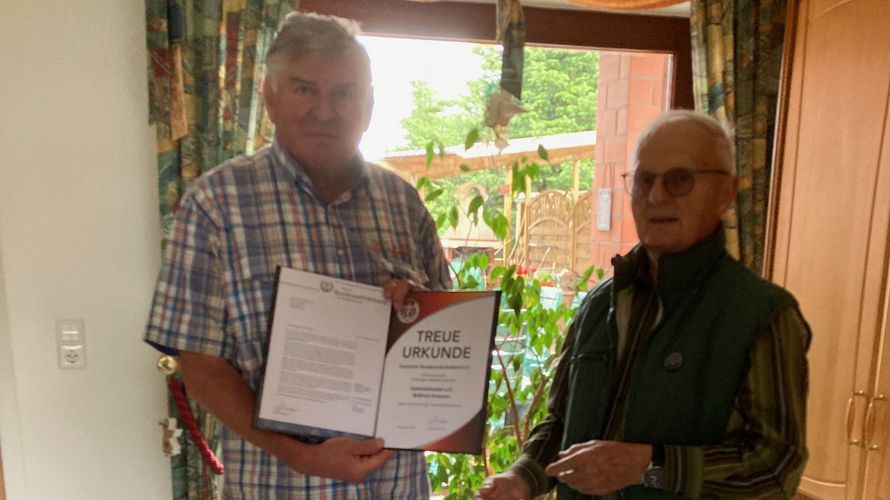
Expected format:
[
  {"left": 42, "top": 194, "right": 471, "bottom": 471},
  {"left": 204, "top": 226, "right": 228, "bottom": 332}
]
[{"left": 145, "top": 141, "right": 450, "bottom": 498}]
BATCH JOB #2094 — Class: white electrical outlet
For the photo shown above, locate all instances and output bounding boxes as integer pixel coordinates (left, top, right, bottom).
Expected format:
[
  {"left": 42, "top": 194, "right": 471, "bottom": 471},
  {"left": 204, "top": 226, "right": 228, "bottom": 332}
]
[
  {"left": 59, "top": 345, "right": 86, "bottom": 369},
  {"left": 56, "top": 318, "right": 86, "bottom": 369}
]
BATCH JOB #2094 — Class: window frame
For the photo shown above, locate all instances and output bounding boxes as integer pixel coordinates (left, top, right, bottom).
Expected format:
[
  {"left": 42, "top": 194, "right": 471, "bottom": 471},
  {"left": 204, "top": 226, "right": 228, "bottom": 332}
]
[{"left": 298, "top": 0, "right": 693, "bottom": 109}]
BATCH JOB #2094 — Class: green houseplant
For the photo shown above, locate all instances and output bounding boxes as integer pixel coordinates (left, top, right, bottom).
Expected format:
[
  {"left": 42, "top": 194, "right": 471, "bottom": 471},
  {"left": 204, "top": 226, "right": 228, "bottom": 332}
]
[{"left": 417, "top": 132, "right": 602, "bottom": 498}]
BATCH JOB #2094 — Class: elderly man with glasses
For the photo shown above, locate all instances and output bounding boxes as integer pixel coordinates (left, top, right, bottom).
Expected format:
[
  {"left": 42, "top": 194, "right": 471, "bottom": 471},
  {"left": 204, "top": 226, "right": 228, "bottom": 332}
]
[{"left": 479, "top": 110, "right": 811, "bottom": 499}]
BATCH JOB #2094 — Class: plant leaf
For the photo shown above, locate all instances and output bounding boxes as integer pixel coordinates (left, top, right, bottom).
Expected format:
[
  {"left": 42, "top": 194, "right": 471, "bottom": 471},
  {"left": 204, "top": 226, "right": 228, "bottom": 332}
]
[
  {"left": 425, "top": 142, "right": 435, "bottom": 168},
  {"left": 468, "top": 195, "right": 484, "bottom": 215},
  {"left": 425, "top": 188, "right": 444, "bottom": 202},
  {"left": 464, "top": 127, "right": 480, "bottom": 150},
  {"left": 511, "top": 164, "right": 525, "bottom": 195},
  {"left": 462, "top": 276, "right": 480, "bottom": 290},
  {"left": 448, "top": 206, "right": 459, "bottom": 229},
  {"left": 491, "top": 213, "right": 509, "bottom": 241},
  {"left": 537, "top": 144, "right": 550, "bottom": 162},
  {"left": 477, "top": 253, "right": 490, "bottom": 269}
]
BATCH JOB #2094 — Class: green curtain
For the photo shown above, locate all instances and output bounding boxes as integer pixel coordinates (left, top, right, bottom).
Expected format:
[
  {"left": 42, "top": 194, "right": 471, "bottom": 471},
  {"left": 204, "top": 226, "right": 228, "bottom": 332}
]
[
  {"left": 145, "top": 0, "right": 294, "bottom": 498},
  {"left": 690, "top": 0, "right": 787, "bottom": 273}
]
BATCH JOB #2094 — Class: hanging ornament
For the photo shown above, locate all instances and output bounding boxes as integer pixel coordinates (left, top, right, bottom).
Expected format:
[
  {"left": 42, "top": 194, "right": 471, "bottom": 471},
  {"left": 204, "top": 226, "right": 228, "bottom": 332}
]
[
  {"left": 159, "top": 417, "right": 184, "bottom": 457},
  {"left": 156, "top": 354, "right": 225, "bottom": 474},
  {"left": 485, "top": 89, "right": 527, "bottom": 150}
]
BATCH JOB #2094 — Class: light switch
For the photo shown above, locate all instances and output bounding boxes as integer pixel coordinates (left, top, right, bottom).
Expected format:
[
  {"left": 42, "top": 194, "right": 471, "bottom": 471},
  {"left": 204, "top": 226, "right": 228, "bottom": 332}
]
[
  {"left": 56, "top": 319, "right": 84, "bottom": 342},
  {"left": 596, "top": 188, "right": 613, "bottom": 231},
  {"left": 56, "top": 318, "right": 86, "bottom": 369}
]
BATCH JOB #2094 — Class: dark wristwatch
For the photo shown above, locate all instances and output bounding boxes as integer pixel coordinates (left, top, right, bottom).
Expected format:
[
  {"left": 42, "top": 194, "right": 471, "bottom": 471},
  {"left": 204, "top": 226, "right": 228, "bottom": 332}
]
[{"left": 642, "top": 444, "right": 666, "bottom": 489}]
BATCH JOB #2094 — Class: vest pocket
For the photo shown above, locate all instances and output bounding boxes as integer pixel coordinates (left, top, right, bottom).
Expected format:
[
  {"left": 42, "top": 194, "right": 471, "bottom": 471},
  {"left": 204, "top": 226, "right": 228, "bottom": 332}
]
[
  {"left": 573, "top": 351, "right": 609, "bottom": 363},
  {"left": 564, "top": 351, "right": 612, "bottom": 445}
]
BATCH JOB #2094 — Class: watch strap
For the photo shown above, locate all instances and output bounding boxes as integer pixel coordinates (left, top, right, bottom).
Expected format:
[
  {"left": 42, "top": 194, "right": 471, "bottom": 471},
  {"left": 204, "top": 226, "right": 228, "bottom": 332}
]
[{"left": 651, "top": 443, "right": 665, "bottom": 467}]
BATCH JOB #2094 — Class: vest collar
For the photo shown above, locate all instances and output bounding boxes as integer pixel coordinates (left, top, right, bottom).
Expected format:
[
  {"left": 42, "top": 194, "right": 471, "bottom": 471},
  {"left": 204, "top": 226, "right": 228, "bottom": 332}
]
[{"left": 612, "top": 227, "right": 727, "bottom": 296}]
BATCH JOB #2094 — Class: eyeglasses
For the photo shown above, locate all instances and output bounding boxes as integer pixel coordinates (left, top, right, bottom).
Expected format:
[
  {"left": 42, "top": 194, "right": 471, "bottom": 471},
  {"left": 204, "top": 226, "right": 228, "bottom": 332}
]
[{"left": 622, "top": 168, "right": 731, "bottom": 198}]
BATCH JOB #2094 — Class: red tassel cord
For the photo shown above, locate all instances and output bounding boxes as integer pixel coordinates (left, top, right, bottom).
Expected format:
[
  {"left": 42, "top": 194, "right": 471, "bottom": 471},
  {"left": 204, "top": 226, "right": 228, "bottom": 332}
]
[{"left": 167, "top": 376, "right": 225, "bottom": 475}]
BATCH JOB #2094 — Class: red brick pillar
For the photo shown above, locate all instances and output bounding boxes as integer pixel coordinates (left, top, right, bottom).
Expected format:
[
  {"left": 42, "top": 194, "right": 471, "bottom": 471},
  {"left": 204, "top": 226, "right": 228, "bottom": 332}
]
[{"left": 590, "top": 52, "right": 670, "bottom": 274}]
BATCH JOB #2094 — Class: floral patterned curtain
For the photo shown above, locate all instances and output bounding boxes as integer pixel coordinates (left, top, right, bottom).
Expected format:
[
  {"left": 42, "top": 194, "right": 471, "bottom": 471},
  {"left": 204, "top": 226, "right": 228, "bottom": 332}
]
[
  {"left": 690, "top": 0, "right": 788, "bottom": 274},
  {"left": 145, "top": 0, "right": 294, "bottom": 498}
]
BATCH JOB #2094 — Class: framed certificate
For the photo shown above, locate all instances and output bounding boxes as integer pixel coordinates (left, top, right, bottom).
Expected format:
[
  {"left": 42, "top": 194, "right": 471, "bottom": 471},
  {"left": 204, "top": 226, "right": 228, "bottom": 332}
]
[{"left": 254, "top": 267, "right": 500, "bottom": 454}]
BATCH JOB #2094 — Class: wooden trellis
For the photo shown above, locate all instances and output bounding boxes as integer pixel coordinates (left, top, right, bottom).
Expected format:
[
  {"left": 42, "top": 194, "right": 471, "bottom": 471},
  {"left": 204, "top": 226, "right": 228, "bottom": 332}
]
[{"left": 513, "top": 189, "right": 593, "bottom": 280}]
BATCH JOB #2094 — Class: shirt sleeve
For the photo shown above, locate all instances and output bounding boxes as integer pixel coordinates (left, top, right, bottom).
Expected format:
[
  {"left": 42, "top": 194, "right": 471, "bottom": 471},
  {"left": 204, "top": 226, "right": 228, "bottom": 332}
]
[
  {"left": 661, "top": 305, "right": 812, "bottom": 498},
  {"left": 507, "top": 316, "right": 578, "bottom": 497},
  {"left": 144, "top": 186, "right": 231, "bottom": 359}
]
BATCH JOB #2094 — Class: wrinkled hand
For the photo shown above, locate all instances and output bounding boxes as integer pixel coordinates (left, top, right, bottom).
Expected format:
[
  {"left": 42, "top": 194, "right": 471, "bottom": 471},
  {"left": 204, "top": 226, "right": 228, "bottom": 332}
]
[
  {"left": 382, "top": 278, "right": 426, "bottom": 312},
  {"left": 476, "top": 470, "right": 532, "bottom": 500},
  {"left": 544, "top": 440, "right": 651, "bottom": 496},
  {"left": 287, "top": 437, "right": 393, "bottom": 484}
]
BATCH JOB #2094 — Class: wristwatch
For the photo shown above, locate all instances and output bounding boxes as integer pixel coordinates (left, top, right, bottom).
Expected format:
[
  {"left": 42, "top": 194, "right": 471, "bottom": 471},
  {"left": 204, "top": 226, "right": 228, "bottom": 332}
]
[{"left": 642, "top": 444, "right": 666, "bottom": 489}]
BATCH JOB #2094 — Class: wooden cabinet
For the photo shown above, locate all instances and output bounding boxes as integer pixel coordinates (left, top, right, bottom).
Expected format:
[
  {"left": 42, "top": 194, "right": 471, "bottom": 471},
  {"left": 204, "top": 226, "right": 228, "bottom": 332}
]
[{"left": 769, "top": 0, "right": 890, "bottom": 498}]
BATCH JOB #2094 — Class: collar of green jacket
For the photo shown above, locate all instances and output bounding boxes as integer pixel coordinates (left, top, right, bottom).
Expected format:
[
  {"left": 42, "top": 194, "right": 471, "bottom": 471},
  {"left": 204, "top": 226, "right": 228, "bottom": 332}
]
[{"left": 612, "top": 226, "right": 727, "bottom": 299}]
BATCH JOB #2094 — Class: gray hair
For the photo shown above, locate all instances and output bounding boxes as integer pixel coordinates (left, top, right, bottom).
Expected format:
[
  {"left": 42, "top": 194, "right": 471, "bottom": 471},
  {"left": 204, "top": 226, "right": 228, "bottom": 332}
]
[
  {"left": 633, "top": 109, "right": 735, "bottom": 173},
  {"left": 265, "top": 11, "right": 370, "bottom": 91}
]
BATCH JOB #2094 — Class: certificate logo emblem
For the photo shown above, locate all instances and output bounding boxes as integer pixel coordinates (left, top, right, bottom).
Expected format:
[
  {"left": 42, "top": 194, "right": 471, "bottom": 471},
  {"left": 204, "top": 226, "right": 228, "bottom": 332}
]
[
  {"left": 320, "top": 280, "right": 334, "bottom": 293},
  {"left": 397, "top": 298, "right": 420, "bottom": 324}
]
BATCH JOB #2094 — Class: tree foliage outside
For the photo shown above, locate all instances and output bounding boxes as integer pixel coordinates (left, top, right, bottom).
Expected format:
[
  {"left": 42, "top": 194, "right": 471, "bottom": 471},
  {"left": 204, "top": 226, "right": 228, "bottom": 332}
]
[
  {"left": 400, "top": 45, "right": 599, "bottom": 147},
  {"left": 400, "top": 79, "right": 484, "bottom": 151},
  {"left": 398, "top": 45, "right": 599, "bottom": 228}
]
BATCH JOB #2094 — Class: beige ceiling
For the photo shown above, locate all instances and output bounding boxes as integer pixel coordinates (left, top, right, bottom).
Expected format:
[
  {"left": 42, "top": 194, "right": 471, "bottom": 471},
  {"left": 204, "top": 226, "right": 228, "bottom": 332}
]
[{"left": 457, "top": 0, "right": 691, "bottom": 17}]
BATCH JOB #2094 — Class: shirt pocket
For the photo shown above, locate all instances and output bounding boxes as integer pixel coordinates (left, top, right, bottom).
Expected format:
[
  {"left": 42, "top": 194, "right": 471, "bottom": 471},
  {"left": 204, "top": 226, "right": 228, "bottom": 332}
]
[
  {"left": 236, "top": 259, "right": 277, "bottom": 309},
  {"left": 228, "top": 257, "right": 281, "bottom": 372}
]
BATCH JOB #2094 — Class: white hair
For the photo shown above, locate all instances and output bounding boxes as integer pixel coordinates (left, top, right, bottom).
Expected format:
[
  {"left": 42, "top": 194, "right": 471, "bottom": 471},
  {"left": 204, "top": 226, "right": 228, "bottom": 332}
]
[
  {"left": 633, "top": 109, "right": 735, "bottom": 173},
  {"left": 264, "top": 11, "right": 371, "bottom": 92}
]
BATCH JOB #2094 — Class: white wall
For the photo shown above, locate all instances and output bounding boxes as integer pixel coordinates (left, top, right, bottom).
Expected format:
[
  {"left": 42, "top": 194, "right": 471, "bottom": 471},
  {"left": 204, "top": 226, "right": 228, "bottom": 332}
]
[{"left": 0, "top": 0, "right": 172, "bottom": 498}]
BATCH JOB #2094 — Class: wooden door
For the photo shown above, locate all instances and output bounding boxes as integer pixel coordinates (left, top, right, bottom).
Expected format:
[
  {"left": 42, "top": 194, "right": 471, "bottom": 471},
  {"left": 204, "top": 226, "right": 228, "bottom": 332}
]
[
  {"left": 770, "top": 0, "right": 890, "bottom": 498},
  {"left": 859, "top": 66, "right": 890, "bottom": 500},
  {"left": 860, "top": 288, "right": 890, "bottom": 499}
]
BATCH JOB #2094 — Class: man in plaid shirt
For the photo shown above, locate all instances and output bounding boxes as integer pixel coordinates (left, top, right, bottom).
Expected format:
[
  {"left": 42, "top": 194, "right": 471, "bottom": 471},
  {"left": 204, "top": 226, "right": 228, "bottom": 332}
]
[{"left": 145, "top": 12, "right": 450, "bottom": 499}]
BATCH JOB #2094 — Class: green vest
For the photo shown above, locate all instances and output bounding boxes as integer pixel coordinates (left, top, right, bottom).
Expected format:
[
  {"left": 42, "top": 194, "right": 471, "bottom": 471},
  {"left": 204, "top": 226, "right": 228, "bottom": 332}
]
[{"left": 558, "top": 231, "right": 796, "bottom": 499}]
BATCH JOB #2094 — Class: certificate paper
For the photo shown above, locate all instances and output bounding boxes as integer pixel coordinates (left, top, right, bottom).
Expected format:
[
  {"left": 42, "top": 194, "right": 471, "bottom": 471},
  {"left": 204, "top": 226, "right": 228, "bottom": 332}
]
[
  {"left": 255, "top": 268, "right": 391, "bottom": 438},
  {"left": 255, "top": 268, "right": 500, "bottom": 454}
]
